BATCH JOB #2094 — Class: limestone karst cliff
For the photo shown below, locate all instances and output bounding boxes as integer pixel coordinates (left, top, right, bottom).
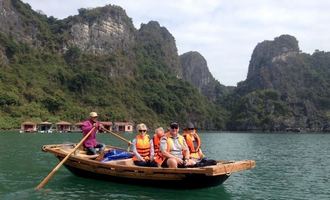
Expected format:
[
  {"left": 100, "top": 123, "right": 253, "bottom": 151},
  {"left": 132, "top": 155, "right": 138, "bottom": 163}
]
[
  {"left": 0, "top": 0, "right": 226, "bottom": 130},
  {"left": 180, "top": 51, "right": 229, "bottom": 102},
  {"left": 230, "top": 35, "right": 330, "bottom": 131},
  {"left": 1, "top": 0, "right": 330, "bottom": 131}
]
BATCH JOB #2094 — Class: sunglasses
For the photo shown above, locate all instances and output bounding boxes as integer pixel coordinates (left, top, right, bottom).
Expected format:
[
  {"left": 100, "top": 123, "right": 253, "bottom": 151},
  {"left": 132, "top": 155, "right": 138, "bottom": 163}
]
[
  {"left": 170, "top": 126, "right": 179, "bottom": 129},
  {"left": 139, "top": 130, "right": 147, "bottom": 132},
  {"left": 188, "top": 128, "right": 194, "bottom": 130}
]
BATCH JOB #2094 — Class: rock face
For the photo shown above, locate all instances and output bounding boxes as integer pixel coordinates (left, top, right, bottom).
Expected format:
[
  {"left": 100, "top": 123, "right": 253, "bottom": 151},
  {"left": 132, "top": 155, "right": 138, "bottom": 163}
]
[
  {"left": 0, "top": 0, "right": 52, "bottom": 65},
  {"left": 231, "top": 35, "right": 330, "bottom": 131},
  {"left": 3, "top": 1, "right": 330, "bottom": 132},
  {"left": 0, "top": 0, "right": 48, "bottom": 46},
  {"left": 247, "top": 35, "right": 300, "bottom": 79},
  {"left": 180, "top": 51, "right": 228, "bottom": 101},
  {"left": 137, "top": 21, "right": 182, "bottom": 77},
  {"left": 0, "top": 1, "right": 183, "bottom": 78},
  {"left": 0, "top": 0, "right": 228, "bottom": 130},
  {"left": 239, "top": 35, "right": 300, "bottom": 93},
  {"left": 66, "top": 6, "right": 136, "bottom": 55}
]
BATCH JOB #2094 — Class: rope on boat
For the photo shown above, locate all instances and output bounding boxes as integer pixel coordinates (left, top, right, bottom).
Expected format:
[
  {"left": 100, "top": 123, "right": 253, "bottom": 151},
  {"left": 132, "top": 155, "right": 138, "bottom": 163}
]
[{"left": 223, "top": 162, "right": 235, "bottom": 175}]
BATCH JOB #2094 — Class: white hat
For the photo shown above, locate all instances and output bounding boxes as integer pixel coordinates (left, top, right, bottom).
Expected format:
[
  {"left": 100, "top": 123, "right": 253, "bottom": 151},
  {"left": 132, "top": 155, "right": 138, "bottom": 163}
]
[{"left": 89, "top": 112, "right": 98, "bottom": 117}]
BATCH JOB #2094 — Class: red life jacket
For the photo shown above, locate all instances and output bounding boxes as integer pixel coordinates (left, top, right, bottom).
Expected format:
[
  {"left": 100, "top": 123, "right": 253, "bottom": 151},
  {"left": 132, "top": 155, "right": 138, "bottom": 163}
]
[{"left": 152, "top": 134, "right": 164, "bottom": 165}]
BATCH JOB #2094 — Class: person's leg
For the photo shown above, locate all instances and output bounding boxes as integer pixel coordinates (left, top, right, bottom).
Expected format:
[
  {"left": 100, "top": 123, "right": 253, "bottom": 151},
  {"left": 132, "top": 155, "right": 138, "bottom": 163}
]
[
  {"left": 186, "top": 159, "right": 196, "bottom": 166},
  {"left": 161, "top": 158, "right": 169, "bottom": 168},
  {"left": 95, "top": 143, "right": 105, "bottom": 152},
  {"left": 148, "top": 160, "right": 158, "bottom": 167},
  {"left": 95, "top": 145, "right": 106, "bottom": 161},
  {"left": 166, "top": 158, "right": 178, "bottom": 168},
  {"left": 133, "top": 160, "right": 149, "bottom": 166},
  {"left": 86, "top": 147, "right": 97, "bottom": 155}
]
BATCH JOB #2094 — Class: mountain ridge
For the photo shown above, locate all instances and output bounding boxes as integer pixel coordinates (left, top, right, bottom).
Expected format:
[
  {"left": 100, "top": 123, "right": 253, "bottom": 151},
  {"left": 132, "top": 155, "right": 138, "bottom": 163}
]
[
  {"left": 230, "top": 35, "right": 330, "bottom": 131},
  {"left": 0, "top": 0, "right": 227, "bottom": 130}
]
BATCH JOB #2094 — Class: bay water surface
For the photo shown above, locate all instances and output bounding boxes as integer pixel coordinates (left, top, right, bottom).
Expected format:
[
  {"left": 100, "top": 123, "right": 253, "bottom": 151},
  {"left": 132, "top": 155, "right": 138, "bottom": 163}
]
[{"left": 0, "top": 131, "right": 329, "bottom": 200}]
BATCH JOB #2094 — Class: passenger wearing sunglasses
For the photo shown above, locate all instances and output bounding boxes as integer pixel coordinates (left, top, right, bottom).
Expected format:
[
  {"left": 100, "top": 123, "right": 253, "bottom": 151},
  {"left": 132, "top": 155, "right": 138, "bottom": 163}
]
[
  {"left": 182, "top": 122, "right": 204, "bottom": 161},
  {"left": 131, "top": 123, "right": 157, "bottom": 167},
  {"left": 183, "top": 122, "right": 217, "bottom": 167},
  {"left": 160, "top": 122, "right": 196, "bottom": 168}
]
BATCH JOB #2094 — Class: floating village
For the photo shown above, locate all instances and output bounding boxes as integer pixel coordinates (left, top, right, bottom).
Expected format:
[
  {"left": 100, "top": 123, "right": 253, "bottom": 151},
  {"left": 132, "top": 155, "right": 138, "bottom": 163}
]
[{"left": 19, "top": 121, "right": 134, "bottom": 133}]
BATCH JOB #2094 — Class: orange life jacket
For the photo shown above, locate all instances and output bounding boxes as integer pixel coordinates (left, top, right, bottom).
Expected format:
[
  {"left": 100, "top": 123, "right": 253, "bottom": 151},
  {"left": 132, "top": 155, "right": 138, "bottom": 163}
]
[
  {"left": 132, "top": 134, "right": 150, "bottom": 161},
  {"left": 183, "top": 131, "right": 204, "bottom": 159},
  {"left": 152, "top": 134, "right": 164, "bottom": 165}
]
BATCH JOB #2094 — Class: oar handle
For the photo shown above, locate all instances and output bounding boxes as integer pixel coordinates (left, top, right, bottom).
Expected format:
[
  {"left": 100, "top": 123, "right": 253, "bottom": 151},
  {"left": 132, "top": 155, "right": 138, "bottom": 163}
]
[
  {"left": 35, "top": 127, "right": 96, "bottom": 190},
  {"left": 102, "top": 127, "right": 132, "bottom": 145}
]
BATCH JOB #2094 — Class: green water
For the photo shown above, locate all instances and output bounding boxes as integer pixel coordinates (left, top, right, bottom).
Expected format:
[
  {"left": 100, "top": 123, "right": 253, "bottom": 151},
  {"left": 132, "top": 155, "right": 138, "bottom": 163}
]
[{"left": 0, "top": 131, "right": 329, "bottom": 200}]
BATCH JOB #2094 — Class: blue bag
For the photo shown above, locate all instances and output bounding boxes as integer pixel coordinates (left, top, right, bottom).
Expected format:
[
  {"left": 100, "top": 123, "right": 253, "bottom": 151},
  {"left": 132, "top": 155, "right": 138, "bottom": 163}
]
[{"left": 102, "top": 149, "right": 133, "bottom": 162}]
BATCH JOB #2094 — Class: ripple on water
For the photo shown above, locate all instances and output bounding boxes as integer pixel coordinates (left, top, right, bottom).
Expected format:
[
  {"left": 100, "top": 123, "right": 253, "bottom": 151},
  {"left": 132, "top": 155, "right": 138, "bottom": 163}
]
[{"left": 1, "top": 132, "right": 330, "bottom": 200}]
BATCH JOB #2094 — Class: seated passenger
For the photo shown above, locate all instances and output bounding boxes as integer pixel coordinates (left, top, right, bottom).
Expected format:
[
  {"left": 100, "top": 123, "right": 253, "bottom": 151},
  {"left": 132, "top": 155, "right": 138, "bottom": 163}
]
[
  {"left": 131, "top": 123, "right": 157, "bottom": 167},
  {"left": 182, "top": 122, "right": 204, "bottom": 161},
  {"left": 150, "top": 127, "right": 165, "bottom": 167},
  {"left": 183, "top": 122, "right": 217, "bottom": 167},
  {"left": 160, "top": 122, "right": 196, "bottom": 168}
]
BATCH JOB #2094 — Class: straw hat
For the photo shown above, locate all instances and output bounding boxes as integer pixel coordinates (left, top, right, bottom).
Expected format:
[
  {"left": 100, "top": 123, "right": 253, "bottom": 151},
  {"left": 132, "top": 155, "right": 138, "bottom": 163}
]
[{"left": 89, "top": 112, "right": 98, "bottom": 117}]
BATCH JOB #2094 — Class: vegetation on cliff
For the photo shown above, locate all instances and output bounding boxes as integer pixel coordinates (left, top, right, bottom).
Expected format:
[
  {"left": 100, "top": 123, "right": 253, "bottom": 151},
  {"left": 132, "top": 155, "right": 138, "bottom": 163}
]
[
  {"left": 1, "top": 0, "right": 329, "bottom": 131},
  {"left": 0, "top": 0, "right": 227, "bottom": 130},
  {"left": 228, "top": 35, "right": 330, "bottom": 131}
]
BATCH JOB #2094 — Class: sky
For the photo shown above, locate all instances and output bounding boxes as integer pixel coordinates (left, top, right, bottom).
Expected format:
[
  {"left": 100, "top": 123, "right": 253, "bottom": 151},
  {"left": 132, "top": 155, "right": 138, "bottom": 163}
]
[{"left": 22, "top": 0, "right": 330, "bottom": 86}]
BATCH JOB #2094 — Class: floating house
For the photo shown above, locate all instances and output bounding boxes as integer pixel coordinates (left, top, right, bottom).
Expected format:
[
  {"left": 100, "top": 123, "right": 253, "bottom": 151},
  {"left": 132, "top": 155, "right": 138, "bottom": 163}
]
[
  {"left": 71, "top": 122, "right": 83, "bottom": 132},
  {"left": 113, "top": 122, "right": 133, "bottom": 132},
  {"left": 20, "top": 121, "right": 37, "bottom": 133},
  {"left": 38, "top": 121, "right": 53, "bottom": 133},
  {"left": 71, "top": 121, "right": 113, "bottom": 133},
  {"left": 100, "top": 121, "right": 113, "bottom": 132},
  {"left": 56, "top": 121, "right": 72, "bottom": 133},
  {"left": 285, "top": 128, "right": 301, "bottom": 132}
]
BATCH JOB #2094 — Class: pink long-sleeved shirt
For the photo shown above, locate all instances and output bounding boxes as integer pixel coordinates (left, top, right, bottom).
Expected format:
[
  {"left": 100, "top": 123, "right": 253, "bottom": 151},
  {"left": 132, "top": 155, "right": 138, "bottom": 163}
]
[{"left": 81, "top": 119, "right": 100, "bottom": 148}]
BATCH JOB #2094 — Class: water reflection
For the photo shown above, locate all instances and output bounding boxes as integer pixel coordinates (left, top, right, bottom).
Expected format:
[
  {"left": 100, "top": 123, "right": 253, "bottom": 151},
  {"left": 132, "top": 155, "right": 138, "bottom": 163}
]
[{"left": 31, "top": 175, "right": 233, "bottom": 200}]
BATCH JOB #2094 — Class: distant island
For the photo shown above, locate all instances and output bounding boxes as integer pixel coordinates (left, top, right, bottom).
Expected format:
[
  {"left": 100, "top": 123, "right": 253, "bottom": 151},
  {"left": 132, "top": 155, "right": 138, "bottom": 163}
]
[{"left": 0, "top": 0, "right": 329, "bottom": 132}]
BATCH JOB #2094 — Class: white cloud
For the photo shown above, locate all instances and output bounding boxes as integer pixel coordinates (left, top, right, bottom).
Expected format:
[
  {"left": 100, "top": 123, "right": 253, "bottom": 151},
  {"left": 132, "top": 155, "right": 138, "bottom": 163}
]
[{"left": 22, "top": 0, "right": 330, "bottom": 86}]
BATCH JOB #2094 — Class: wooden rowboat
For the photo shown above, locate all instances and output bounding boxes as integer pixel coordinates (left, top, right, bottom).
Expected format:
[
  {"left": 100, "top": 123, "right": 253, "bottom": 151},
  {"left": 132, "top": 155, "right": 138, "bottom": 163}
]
[{"left": 42, "top": 144, "right": 256, "bottom": 188}]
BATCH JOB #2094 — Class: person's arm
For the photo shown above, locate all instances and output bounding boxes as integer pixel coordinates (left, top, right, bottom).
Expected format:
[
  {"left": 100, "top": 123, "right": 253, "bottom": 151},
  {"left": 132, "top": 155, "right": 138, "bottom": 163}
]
[
  {"left": 150, "top": 139, "right": 154, "bottom": 161},
  {"left": 131, "top": 139, "right": 144, "bottom": 161},
  {"left": 182, "top": 139, "right": 195, "bottom": 166},
  {"left": 160, "top": 137, "right": 183, "bottom": 164},
  {"left": 98, "top": 122, "right": 104, "bottom": 130},
  {"left": 81, "top": 121, "right": 92, "bottom": 133},
  {"left": 182, "top": 139, "right": 190, "bottom": 159},
  {"left": 199, "top": 149, "right": 205, "bottom": 158},
  {"left": 195, "top": 133, "right": 204, "bottom": 158},
  {"left": 160, "top": 137, "right": 171, "bottom": 158}
]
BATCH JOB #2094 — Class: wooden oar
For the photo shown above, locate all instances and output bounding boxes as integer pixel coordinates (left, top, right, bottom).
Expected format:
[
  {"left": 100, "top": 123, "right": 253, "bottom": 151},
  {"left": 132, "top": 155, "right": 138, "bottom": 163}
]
[
  {"left": 102, "top": 127, "right": 132, "bottom": 145},
  {"left": 35, "top": 127, "right": 96, "bottom": 190}
]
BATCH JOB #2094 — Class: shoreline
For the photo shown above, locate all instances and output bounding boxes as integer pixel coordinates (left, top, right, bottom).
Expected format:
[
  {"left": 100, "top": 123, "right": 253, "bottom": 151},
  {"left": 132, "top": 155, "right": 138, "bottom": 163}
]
[{"left": 1, "top": 129, "right": 329, "bottom": 134}]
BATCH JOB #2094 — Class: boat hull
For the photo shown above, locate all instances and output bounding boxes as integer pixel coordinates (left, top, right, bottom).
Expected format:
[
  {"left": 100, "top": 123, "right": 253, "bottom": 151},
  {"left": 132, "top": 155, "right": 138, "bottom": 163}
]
[
  {"left": 64, "top": 162, "right": 229, "bottom": 188},
  {"left": 42, "top": 144, "right": 255, "bottom": 189},
  {"left": 55, "top": 155, "right": 229, "bottom": 188}
]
